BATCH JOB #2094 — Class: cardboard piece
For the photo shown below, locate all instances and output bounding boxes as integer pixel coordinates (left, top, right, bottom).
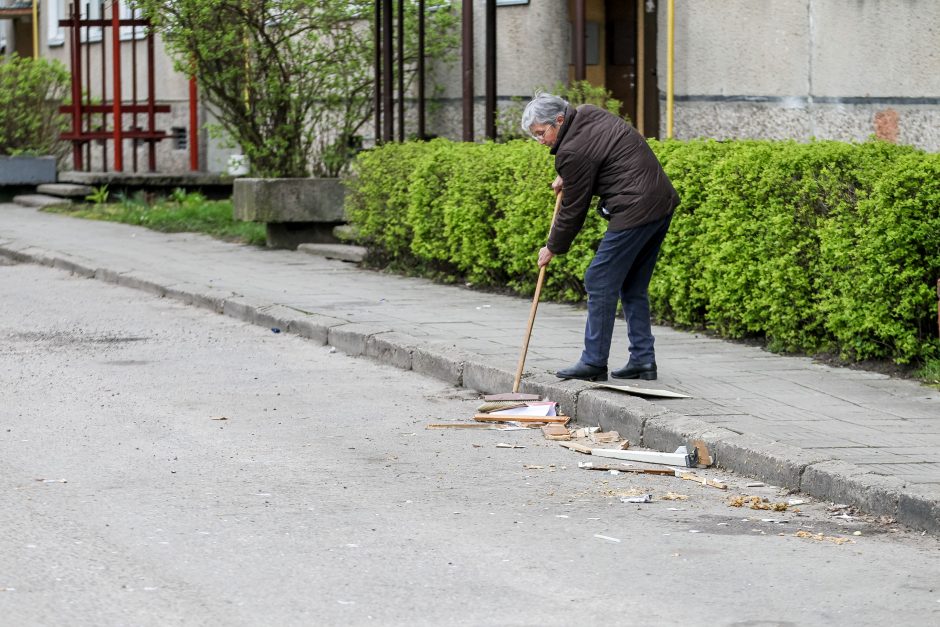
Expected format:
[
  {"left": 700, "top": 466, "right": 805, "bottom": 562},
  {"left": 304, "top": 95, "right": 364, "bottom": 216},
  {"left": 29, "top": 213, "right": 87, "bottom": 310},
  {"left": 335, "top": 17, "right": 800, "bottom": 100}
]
[
  {"left": 595, "top": 383, "right": 691, "bottom": 398},
  {"left": 541, "top": 424, "right": 571, "bottom": 440}
]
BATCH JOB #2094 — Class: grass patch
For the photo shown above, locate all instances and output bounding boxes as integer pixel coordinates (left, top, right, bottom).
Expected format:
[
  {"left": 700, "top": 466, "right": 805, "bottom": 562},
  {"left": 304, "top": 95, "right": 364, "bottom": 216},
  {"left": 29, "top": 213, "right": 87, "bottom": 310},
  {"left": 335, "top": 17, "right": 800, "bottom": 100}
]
[
  {"left": 916, "top": 358, "right": 940, "bottom": 389},
  {"left": 44, "top": 188, "right": 266, "bottom": 246}
]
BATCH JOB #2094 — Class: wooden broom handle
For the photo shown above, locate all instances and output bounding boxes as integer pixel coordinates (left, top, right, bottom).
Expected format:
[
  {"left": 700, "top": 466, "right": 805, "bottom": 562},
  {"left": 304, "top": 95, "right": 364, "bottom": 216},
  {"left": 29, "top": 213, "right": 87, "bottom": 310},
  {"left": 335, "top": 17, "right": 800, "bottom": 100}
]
[{"left": 513, "top": 190, "right": 563, "bottom": 393}]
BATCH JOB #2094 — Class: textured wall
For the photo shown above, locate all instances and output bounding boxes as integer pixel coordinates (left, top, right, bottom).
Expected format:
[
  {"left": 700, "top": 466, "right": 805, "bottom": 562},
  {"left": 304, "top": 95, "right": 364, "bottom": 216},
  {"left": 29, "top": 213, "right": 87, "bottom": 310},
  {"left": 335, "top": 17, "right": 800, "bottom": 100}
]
[
  {"left": 669, "top": 0, "right": 810, "bottom": 97},
  {"left": 665, "top": 0, "right": 940, "bottom": 150}
]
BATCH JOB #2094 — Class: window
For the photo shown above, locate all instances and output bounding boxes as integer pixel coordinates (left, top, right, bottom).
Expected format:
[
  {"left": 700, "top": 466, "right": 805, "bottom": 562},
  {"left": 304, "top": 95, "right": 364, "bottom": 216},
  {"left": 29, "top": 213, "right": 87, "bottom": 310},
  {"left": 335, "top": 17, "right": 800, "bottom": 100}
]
[
  {"left": 120, "top": 3, "right": 146, "bottom": 41},
  {"left": 46, "top": 0, "right": 66, "bottom": 47},
  {"left": 171, "top": 127, "right": 188, "bottom": 151},
  {"left": 79, "top": 2, "right": 103, "bottom": 44}
]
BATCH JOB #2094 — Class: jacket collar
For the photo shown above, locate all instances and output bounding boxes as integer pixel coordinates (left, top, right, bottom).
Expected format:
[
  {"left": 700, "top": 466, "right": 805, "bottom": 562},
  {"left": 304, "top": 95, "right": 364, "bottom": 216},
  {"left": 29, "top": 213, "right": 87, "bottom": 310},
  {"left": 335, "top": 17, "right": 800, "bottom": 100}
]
[{"left": 549, "top": 106, "right": 577, "bottom": 155}]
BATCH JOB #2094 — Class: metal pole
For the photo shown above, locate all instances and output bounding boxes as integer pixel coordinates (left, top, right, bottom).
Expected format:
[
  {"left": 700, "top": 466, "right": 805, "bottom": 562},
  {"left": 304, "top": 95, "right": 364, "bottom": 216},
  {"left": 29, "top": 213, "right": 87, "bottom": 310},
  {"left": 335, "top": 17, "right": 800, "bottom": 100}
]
[
  {"left": 111, "top": 0, "right": 123, "bottom": 171},
  {"left": 636, "top": 0, "right": 645, "bottom": 135},
  {"left": 85, "top": 3, "right": 92, "bottom": 169},
  {"left": 397, "top": 0, "right": 404, "bottom": 142},
  {"left": 31, "top": 0, "right": 39, "bottom": 58},
  {"left": 68, "top": 3, "right": 84, "bottom": 170},
  {"left": 484, "top": 0, "right": 496, "bottom": 140},
  {"left": 146, "top": 18, "right": 156, "bottom": 171},
  {"left": 461, "top": 0, "right": 473, "bottom": 141},
  {"left": 667, "top": 0, "right": 675, "bottom": 138},
  {"left": 131, "top": 12, "right": 138, "bottom": 172},
  {"left": 374, "top": 0, "right": 381, "bottom": 144},
  {"left": 382, "top": 0, "right": 393, "bottom": 141},
  {"left": 189, "top": 76, "right": 199, "bottom": 171},
  {"left": 417, "top": 0, "right": 425, "bottom": 139},
  {"left": 574, "top": 0, "right": 585, "bottom": 82},
  {"left": 98, "top": 2, "right": 107, "bottom": 172}
]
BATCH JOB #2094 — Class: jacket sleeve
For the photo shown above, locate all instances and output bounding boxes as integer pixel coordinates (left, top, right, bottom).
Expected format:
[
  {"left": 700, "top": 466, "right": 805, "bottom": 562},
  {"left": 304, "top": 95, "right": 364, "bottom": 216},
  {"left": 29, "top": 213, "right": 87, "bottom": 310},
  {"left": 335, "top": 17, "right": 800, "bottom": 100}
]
[{"left": 547, "top": 152, "right": 599, "bottom": 254}]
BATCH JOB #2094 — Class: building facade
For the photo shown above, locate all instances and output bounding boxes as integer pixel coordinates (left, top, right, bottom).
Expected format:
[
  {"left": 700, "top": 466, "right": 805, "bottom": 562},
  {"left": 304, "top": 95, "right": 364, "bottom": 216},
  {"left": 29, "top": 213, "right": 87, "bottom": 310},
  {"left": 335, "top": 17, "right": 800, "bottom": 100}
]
[
  {"left": 11, "top": 1, "right": 940, "bottom": 175},
  {"left": 431, "top": 0, "right": 940, "bottom": 150}
]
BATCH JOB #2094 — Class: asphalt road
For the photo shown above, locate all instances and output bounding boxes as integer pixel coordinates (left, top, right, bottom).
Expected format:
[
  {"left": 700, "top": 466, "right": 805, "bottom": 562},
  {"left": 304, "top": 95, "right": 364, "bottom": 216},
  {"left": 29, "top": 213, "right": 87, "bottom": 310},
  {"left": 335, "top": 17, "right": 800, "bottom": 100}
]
[{"left": 1, "top": 260, "right": 938, "bottom": 627}]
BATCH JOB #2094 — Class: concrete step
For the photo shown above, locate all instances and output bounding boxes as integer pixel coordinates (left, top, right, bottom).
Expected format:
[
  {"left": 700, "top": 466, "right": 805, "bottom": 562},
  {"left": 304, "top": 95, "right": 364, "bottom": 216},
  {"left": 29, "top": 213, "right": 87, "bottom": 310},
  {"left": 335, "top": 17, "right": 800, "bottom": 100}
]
[
  {"left": 12, "top": 194, "right": 72, "bottom": 210},
  {"left": 296, "top": 243, "right": 367, "bottom": 263},
  {"left": 36, "top": 183, "right": 94, "bottom": 199}
]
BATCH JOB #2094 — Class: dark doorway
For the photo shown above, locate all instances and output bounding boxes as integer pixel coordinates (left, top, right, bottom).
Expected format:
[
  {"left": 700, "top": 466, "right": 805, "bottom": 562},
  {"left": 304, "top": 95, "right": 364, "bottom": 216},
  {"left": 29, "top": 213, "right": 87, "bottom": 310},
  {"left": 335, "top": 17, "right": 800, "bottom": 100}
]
[{"left": 604, "top": 0, "right": 660, "bottom": 138}]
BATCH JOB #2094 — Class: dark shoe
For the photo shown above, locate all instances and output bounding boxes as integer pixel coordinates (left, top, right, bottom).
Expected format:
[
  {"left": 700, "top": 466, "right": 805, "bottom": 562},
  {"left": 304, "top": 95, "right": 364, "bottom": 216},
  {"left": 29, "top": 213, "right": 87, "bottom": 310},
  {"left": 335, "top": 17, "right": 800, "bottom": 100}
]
[
  {"left": 611, "top": 361, "right": 657, "bottom": 380},
  {"left": 556, "top": 361, "right": 608, "bottom": 382}
]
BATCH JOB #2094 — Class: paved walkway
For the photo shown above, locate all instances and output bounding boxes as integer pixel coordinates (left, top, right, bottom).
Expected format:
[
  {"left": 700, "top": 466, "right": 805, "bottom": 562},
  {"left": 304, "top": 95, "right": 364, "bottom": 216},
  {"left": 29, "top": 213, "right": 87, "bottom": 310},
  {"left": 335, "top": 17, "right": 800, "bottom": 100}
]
[{"left": 1, "top": 204, "right": 938, "bottom": 531}]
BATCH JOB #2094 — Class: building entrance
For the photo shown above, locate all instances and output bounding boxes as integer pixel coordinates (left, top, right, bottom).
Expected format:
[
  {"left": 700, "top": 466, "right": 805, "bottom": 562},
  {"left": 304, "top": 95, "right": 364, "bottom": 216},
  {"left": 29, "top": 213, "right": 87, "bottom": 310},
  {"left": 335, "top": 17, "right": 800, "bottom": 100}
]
[{"left": 604, "top": 0, "right": 660, "bottom": 137}]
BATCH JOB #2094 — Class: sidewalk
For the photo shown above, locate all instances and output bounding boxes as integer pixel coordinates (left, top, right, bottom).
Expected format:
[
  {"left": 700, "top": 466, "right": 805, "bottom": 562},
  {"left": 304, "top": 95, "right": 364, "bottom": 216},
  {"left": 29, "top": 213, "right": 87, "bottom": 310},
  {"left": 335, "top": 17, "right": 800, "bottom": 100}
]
[{"left": 2, "top": 204, "right": 938, "bottom": 532}]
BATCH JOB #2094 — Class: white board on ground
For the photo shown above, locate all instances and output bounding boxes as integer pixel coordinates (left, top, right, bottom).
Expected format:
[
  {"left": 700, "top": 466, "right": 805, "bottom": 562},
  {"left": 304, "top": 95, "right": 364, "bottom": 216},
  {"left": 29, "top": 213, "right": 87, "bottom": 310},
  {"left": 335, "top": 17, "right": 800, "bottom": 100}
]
[{"left": 595, "top": 383, "right": 691, "bottom": 398}]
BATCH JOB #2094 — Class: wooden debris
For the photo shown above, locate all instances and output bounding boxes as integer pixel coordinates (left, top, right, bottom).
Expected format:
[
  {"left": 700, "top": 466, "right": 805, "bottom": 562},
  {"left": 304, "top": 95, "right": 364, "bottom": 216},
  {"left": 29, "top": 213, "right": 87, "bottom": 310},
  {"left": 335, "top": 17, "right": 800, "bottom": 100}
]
[
  {"left": 578, "top": 462, "right": 675, "bottom": 476},
  {"left": 661, "top": 492, "right": 690, "bottom": 501},
  {"left": 427, "top": 422, "right": 503, "bottom": 430},
  {"left": 678, "top": 471, "right": 728, "bottom": 490},
  {"left": 559, "top": 441, "right": 593, "bottom": 455},
  {"left": 794, "top": 530, "right": 852, "bottom": 545},
  {"left": 541, "top": 424, "right": 571, "bottom": 441},
  {"left": 590, "top": 430, "right": 620, "bottom": 444},
  {"left": 495, "top": 443, "right": 525, "bottom": 449},
  {"left": 473, "top": 413, "right": 569, "bottom": 424},
  {"left": 483, "top": 392, "right": 540, "bottom": 402},
  {"left": 570, "top": 426, "right": 600, "bottom": 439},
  {"left": 476, "top": 401, "right": 526, "bottom": 413},
  {"left": 728, "top": 495, "right": 788, "bottom": 511},
  {"left": 691, "top": 440, "right": 713, "bottom": 467}
]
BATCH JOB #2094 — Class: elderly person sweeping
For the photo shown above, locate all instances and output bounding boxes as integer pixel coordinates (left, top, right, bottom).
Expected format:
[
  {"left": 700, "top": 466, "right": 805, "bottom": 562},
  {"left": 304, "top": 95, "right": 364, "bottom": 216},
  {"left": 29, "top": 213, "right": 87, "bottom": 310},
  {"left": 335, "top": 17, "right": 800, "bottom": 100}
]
[{"left": 522, "top": 92, "right": 679, "bottom": 382}]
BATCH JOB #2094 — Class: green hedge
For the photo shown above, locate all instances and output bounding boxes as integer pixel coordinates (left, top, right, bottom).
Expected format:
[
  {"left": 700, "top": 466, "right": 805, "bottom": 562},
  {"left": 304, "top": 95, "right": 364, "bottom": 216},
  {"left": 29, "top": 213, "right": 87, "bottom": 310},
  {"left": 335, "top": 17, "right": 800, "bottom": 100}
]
[{"left": 344, "top": 138, "right": 940, "bottom": 364}]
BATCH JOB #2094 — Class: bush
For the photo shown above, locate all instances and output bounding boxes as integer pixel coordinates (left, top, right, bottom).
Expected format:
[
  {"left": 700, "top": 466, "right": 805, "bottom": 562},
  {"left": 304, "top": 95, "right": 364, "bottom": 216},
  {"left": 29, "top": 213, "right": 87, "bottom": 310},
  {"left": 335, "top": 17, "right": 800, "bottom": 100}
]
[
  {"left": 818, "top": 151, "right": 940, "bottom": 362},
  {"left": 651, "top": 140, "right": 918, "bottom": 353},
  {"left": 345, "top": 138, "right": 940, "bottom": 364},
  {"left": 0, "top": 54, "right": 70, "bottom": 159}
]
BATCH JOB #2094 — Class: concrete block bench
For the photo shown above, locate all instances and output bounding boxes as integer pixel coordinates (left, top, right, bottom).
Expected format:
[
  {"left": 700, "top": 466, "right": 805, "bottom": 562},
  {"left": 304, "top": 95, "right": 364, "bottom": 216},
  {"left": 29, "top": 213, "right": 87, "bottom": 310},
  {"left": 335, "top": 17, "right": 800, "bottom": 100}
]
[
  {"left": 233, "top": 178, "right": 347, "bottom": 249},
  {"left": 0, "top": 156, "right": 56, "bottom": 186}
]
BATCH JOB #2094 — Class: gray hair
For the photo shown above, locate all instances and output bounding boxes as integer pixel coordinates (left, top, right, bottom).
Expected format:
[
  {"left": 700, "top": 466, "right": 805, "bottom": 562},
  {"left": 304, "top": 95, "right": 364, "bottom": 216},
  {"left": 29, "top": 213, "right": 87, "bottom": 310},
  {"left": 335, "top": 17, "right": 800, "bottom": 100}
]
[{"left": 520, "top": 92, "right": 569, "bottom": 137}]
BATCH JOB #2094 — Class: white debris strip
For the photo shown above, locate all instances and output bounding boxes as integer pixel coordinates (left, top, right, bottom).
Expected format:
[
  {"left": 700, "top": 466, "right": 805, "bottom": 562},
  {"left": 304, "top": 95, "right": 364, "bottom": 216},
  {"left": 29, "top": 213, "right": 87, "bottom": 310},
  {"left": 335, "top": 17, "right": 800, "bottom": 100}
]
[{"left": 593, "top": 534, "right": 621, "bottom": 543}]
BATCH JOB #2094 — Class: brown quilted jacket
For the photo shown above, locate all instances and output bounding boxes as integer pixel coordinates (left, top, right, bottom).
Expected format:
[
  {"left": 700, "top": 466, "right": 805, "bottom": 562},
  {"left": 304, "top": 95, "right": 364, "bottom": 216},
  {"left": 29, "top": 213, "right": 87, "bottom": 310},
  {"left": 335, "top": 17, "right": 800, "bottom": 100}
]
[{"left": 547, "top": 104, "right": 680, "bottom": 254}]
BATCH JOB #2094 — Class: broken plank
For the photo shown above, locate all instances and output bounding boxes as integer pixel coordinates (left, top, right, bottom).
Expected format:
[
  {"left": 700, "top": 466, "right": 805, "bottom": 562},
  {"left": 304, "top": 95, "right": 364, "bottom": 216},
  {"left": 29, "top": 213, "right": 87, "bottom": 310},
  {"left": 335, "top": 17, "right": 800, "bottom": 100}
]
[
  {"left": 590, "top": 430, "right": 621, "bottom": 444},
  {"left": 579, "top": 463, "right": 675, "bottom": 475},
  {"left": 474, "top": 414, "right": 569, "bottom": 424},
  {"left": 559, "top": 441, "right": 593, "bottom": 455},
  {"left": 691, "top": 440, "right": 713, "bottom": 467},
  {"left": 541, "top": 424, "right": 571, "bottom": 441},
  {"left": 483, "top": 392, "right": 540, "bottom": 402},
  {"left": 427, "top": 423, "right": 501, "bottom": 430},
  {"left": 591, "top": 448, "right": 696, "bottom": 467}
]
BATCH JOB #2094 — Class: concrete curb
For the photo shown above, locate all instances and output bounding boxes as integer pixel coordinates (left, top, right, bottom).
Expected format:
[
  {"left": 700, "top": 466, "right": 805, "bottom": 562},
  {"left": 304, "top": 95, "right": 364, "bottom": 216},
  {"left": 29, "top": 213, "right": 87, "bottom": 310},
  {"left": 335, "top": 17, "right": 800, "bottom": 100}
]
[{"left": 1, "top": 242, "right": 936, "bottom": 534}]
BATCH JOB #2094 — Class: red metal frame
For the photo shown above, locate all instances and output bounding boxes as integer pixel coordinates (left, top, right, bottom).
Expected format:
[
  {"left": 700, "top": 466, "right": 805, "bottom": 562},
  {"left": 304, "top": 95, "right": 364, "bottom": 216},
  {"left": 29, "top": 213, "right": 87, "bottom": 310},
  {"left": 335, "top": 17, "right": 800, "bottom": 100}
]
[
  {"left": 189, "top": 77, "right": 199, "bottom": 171},
  {"left": 59, "top": 2, "right": 189, "bottom": 172}
]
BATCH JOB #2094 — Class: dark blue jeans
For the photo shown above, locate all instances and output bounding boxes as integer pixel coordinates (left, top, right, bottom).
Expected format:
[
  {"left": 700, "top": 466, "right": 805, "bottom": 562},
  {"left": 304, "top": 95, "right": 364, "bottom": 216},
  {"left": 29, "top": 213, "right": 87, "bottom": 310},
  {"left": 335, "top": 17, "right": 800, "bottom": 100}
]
[{"left": 580, "top": 213, "right": 673, "bottom": 368}]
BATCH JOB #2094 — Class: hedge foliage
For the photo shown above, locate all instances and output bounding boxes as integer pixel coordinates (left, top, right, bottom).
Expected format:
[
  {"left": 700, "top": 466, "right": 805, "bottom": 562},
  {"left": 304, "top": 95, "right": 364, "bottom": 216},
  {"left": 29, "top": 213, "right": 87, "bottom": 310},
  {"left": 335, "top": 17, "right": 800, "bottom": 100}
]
[
  {"left": 0, "top": 54, "right": 70, "bottom": 158},
  {"left": 345, "top": 138, "right": 940, "bottom": 364}
]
